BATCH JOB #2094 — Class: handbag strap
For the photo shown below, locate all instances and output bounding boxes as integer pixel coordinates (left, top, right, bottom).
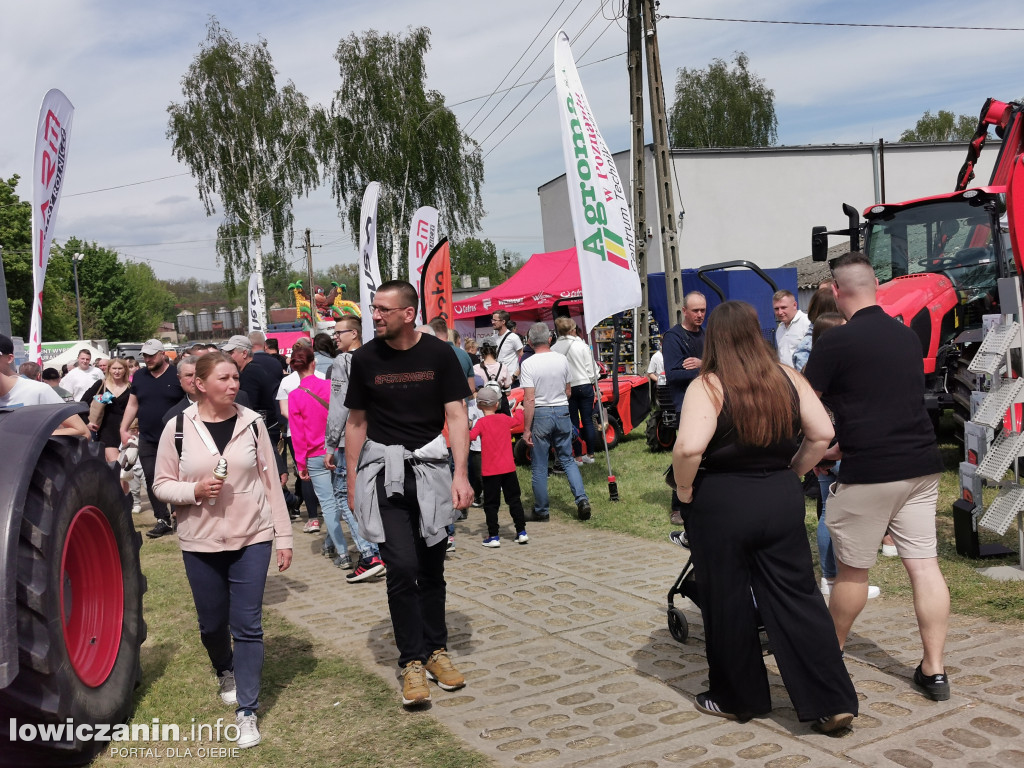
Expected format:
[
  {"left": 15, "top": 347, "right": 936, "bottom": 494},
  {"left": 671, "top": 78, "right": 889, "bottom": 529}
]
[{"left": 298, "top": 385, "right": 330, "bottom": 411}]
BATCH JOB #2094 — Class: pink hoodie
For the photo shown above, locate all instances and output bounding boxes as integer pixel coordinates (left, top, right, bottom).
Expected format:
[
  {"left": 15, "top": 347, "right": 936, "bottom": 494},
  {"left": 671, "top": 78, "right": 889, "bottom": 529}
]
[{"left": 288, "top": 374, "right": 331, "bottom": 473}]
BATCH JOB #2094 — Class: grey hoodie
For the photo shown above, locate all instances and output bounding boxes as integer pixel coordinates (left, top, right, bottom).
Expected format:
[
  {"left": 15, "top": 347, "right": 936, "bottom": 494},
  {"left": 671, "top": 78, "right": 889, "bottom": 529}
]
[{"left": 325, "top": 351, "right": 352, "bottom": 452}]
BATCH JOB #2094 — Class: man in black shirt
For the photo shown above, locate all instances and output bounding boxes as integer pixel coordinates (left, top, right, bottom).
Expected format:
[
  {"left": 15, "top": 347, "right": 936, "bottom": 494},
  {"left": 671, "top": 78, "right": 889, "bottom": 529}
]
[
  {"left": 249, "top": 331, "right": 286, "bottom": 382},
  {"left": 662, "top": 291, "right": 706, "bottom": 525},
  {"left": 120, "top": 338, "right": 184, "bottom": 538},
  {"left": 804, "top": 252, "right": 950, "bottom": 701},
  {"left": 222, "top": 335, "right": 280, "bottom": 440},
  {"left": 345, "top": 280, "right": 471, "bottom": 707}
]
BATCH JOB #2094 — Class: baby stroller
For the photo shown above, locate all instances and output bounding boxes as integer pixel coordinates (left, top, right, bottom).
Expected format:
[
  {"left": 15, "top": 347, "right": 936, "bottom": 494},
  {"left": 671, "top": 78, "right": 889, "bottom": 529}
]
[{"left": 666, "top": 532, "right": 773, "bottom": 654}]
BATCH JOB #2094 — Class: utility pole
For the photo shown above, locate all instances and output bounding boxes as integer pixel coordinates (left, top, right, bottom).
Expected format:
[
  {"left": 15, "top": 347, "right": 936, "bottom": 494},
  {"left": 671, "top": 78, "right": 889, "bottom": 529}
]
[
  {"left": 0, "top": 245, "right": 11, "bottom": 338},
  {"left": 642, "top": 0, "right": 684, "bottom": 330},
  {"left": 303, "top": 229, "right": 320, "bottom": 336},
  {"left": 627, "top": 0, "right": 649, "bottom": 370}
]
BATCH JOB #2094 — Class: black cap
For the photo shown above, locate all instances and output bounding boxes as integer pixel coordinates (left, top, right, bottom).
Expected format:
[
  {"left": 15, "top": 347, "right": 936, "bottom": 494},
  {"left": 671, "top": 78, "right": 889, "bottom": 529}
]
[{"left": 0, "top": 334, "right": 13, "bottom": 356}]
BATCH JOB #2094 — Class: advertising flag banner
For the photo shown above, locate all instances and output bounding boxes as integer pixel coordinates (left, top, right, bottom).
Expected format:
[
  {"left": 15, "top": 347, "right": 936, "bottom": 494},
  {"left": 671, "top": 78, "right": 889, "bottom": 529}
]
[
  {"left": 247, "top": 272, "right": 266, "bottom": 334},
  {"left": 420, "top": 238, "right": 452, "bottom": 326},
  {"left": 29, "top": 89, "right": 75, "bottom": 363},
  {"left": 358, "top": 182, "right": 383, "bottom": 342},
  {"left": 408, "top": 206, "right": 438, "bottom": 324},
  {"left": 553, "top": 32, "right": 640, "bottom": 325}
]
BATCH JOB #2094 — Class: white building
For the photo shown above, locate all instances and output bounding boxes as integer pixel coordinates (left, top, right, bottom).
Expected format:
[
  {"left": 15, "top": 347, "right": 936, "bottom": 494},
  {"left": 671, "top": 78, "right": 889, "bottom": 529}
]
[{"left": 538, "top": 141, "right": 999, "bottom": 272}]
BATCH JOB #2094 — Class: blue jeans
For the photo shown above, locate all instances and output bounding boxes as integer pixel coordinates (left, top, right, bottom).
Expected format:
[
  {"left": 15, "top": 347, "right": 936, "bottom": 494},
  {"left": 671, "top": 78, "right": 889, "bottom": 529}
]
[
  {"left": 817, "top": 468, "right": 838, "bottom": 580},
  {"left": 182, "top": 542, "right": 271, "bottom": 713},
  {"left": 569, "top": 384, "right": 598, "bottom": 456},
  {"left": 330, "top": 449, "right": 377, "bottom": 559},
  {"left": 530, "top": 405, "right": 588, "bottom": 515}
]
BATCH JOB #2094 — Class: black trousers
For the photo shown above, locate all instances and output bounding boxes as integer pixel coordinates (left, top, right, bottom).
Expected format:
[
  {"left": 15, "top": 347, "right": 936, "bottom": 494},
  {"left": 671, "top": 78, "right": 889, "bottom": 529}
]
[
  {"left": 138, "top": 438, "right": 171, "bottom": 523},
  {"left": 482, "top": 471, "right": 526, "bottom": 537},
  {"left": 469, "top": 451, "right": 482, "bottom": 499},
  {"left": 687, "top": 470, "right": 858, "bottom": 721},
  {"left": 376, "top": 468, "right": 449, "bottom": 667}
]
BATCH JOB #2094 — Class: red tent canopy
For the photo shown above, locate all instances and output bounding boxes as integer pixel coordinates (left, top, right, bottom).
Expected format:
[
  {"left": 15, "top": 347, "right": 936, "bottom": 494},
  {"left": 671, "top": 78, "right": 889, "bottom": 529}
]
[{"left": 451, "top": 248, "right": 582, "bottom": 319}]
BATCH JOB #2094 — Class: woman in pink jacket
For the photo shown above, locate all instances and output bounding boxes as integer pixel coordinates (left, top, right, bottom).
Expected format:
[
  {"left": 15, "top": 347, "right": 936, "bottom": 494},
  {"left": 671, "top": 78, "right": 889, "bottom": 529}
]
[{"left": 153, "top": 351, "right": 292, "bottom": 750}]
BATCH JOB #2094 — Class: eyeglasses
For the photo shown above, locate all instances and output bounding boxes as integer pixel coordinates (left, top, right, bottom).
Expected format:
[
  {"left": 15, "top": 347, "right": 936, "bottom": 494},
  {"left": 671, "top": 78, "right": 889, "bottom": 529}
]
[
  {"left": 333, "top": 329, "right": 357, "bottom": 336},
  {"left": 369, "top": 304, "right": 410, "bottom": 315}
]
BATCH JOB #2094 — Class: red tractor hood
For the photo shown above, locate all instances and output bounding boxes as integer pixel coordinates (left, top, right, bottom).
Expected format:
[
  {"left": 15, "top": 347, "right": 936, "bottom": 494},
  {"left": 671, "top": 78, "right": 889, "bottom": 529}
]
[
  {"left": 877, "top": 273, "right": 958, "bottom": 374},
  {"left": 877, "top": 273, "right": 955, "bottom": 319}
]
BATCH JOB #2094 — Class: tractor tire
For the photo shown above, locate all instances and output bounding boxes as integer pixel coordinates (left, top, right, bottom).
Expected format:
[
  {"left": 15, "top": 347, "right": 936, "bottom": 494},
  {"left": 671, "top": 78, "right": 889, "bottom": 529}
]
[
  {"left": 0, "top": 437, "right": 146, "bottom": 767},
  {"left": 513, "top": 437, "right": 532, "bottom": 467},
  {"left": 595, "top": 413, "right": 624, "bottom": 450},
  {"left": 645, "top": 412, "right": 675, "bottom": 453}
]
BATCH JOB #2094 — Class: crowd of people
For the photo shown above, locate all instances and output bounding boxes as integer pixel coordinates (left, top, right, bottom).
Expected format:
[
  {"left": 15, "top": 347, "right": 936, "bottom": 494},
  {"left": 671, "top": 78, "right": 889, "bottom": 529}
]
[{"left": 0, "top": 255, "right": 954, "bottom": 741}]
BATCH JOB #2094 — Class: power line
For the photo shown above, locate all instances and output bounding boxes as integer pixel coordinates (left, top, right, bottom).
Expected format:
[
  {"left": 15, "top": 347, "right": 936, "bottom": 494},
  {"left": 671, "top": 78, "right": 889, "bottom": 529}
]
[
  {"left": 478, "top": 7, "right": 606, "bottom": 149},
  {"left": 463, "top": 0, "right": 574, "bottom": 135},
  {"left": 63, "top": 173, "right": 192, "bottom": 198},
  {"left": 469, "top": 0, "right": 592, "bottom": 142},
  {"left": 656, "top": 15, "right": 1024, "bottom": 32},
  {"left": 484, "top": 19, "right": 618, "bottom": 159}
]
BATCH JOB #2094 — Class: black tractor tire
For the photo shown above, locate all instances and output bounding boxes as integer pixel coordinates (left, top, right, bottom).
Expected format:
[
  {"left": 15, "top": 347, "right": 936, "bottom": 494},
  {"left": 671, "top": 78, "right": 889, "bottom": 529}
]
[
  {"left": 594, "top": 413, "right": 624, "bottom": 450},
  {"left": 645, "top": 411, "right": 676, "bottom": 453},
  {"left": 513, "top": 437, "right": 532, "bottom": 467},
  {"left": 0, "top": 437, "right": 146, "bottom": 767}
]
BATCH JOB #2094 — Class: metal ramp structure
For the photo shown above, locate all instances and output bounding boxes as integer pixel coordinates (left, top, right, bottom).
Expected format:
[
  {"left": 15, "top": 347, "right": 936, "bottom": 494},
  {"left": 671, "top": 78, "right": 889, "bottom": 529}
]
[{"left": 957, "top": 276, "right": 1024, "bottom": 567}]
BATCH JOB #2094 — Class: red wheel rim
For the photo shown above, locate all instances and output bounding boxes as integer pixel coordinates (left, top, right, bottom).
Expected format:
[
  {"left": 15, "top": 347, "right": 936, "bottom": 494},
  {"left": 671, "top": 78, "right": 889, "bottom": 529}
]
[
  {"left": 605, "top": 424, "right": 616, "bottom": 444},
  {"left": 60, "top": 506, "right": 123, "bottom": 687}
]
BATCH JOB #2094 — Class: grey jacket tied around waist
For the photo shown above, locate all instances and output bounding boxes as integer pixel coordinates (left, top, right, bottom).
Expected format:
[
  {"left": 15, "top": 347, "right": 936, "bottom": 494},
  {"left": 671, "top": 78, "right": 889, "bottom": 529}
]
[{"left": 355, "top": 435, "right": 456, "bottom": 547}]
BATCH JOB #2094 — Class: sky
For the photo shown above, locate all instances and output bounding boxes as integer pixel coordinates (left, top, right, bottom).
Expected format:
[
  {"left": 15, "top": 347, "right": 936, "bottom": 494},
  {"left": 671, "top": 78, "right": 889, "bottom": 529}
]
[{"left": 2, "top": 0, "right": 1024, "bottom": 283}]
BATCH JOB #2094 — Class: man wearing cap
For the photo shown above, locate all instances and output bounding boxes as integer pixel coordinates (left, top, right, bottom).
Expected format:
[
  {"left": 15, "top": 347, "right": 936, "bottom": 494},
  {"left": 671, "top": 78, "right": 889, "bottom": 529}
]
[
  {"left": 0, "top": 334, "right": 90, "bottom": 436},
  {"left": 120, "top": 338, "right": 184, "bottom": 538},
  {"left": 223, "top": 335, "right": 280, "bottom": 443},
  {"left": 60, "top": 347, "right": 104, "bottom": 400}
]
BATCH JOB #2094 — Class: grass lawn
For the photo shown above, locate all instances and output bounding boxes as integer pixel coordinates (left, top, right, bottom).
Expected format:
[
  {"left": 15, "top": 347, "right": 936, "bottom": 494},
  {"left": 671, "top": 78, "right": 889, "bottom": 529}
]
[
  {"left": 93, "top": 523, "right": 493, "bottom": 768},
  {"left": 526, "top": 416, "right": 1024, "bottom": 624}
]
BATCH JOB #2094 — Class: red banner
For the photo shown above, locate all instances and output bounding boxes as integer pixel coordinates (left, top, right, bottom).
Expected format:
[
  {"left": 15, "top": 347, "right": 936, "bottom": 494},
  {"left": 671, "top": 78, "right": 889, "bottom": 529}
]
[{"left": 421, "top": 238, "right": 452, "bottom": 325}]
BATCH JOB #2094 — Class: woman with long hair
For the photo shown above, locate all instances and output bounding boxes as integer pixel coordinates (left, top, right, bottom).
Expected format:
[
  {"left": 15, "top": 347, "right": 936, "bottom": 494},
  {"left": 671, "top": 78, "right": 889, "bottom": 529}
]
[
  {"left": 312, "top": 332, "right": 336, "bottom": 375},
  {"left": 153, "top": 351, "right": 292, "bottom": 750},
  {"left": 672, "top": 300, "right": 858, "bottom": 733},
  {"left": 474, "top": 340, "right": 513, "bottom": 391},
  {"left": 82, "top": 356, "right": 132, "bottom": 461}
]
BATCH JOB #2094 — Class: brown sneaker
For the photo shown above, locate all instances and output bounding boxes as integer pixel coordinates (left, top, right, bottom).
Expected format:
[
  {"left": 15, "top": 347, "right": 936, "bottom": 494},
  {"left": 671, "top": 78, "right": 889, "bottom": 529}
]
[
  {"left": 425, "top": 648, "right": 466, "bottom": 691},
  {"left": 400, "top": 660, "right": 431, "bottom": 705}
]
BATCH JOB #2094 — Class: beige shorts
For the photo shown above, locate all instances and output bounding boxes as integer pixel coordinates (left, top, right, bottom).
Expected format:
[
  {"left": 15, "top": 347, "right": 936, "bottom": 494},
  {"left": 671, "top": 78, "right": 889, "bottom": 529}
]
[{"left": 825, "top": 474, "right": 941, "bottom": 568}]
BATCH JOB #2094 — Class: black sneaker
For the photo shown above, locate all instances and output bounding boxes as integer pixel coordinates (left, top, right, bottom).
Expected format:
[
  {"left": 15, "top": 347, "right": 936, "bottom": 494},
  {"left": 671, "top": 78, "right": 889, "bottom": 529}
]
[
  {"left": 146, "top": 519, "right": 175, "bottom": 539},
  {"left": 669, "top": 530, "right": 689, "bottom": 549},
  {"left": 576, "top": 498, "right": 592, "bottom": 521},
  {"left": 913, "top": 663, "right": 950, "bottom": 701},
  {"left": 346, "top": 555, "right": 386, "bottom": 583},
  {"left": 530, "top": 512, "right": 550, "bottom": 523},
  {"left": 812, "top": 712, "right": 854, "bottom": 734}
]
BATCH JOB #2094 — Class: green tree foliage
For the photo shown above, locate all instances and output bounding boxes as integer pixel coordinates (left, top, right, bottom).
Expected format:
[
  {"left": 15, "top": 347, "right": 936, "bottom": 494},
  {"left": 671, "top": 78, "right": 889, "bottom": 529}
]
[
  {"left": 315, "top": 27, "right": 485, "bottom": 280},
  {"left": 669, "top": 52, "right": 777, "bottom": 148},
  {"left": 53, "top": 239, "right": 174, "bottom": 346},
  {"left": 166, "top": 18, "right": 320, "bottom": 302},
  {"left": 0, "top": 175, "right": 76, "bottom": 339},
  {"left": 449, "top": 238, "right": 524, "bottom": 285},
  {"left": 899, "top": 110, "right": 977, "bottom": 142}
]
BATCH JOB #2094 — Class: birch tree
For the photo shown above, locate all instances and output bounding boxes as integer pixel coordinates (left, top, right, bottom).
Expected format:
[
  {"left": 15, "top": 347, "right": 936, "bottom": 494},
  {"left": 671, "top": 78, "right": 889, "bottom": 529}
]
[
  {"left": 167, "top": 18, "right": 319, "bottom": 316},
  {"left": 314, "top": 27, "right": 484, "bottom": 280}
]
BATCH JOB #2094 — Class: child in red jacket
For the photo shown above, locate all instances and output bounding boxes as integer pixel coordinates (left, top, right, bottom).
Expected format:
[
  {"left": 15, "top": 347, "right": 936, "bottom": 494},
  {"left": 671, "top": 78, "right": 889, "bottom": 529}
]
[{"left": 469, "top": 386, "right": 527, "bottom": 546}]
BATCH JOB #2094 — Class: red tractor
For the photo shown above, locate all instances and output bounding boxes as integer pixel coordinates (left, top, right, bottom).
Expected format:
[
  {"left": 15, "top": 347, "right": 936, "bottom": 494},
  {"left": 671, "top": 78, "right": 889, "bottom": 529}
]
[{"left": 813, "top": 98, "right": 1024, "bottom": 430}]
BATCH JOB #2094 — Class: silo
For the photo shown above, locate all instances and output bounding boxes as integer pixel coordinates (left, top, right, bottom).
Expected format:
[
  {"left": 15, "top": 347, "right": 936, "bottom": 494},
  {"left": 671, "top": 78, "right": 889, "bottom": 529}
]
[
  {"left": 176, "top": 310, "right": 196, "bottom": 335},
  {"left": 196, "top": 309, "right": 213, "bottom": 333}
]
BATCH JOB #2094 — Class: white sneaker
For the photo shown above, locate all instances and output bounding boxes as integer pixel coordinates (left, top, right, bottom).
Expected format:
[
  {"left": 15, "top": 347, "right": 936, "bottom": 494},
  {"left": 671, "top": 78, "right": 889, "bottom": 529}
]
[
  {"left": 821, "top": 577, "right": 834, "bottom": 595},
  {"left": 881, "top": 544, "right": 898, "bottom": 557},
  {"left": 516, "top": 531, "right": 529, "bottom": 544},
  {"left": 580, "top": 455, "right": 595, "bottom": 464},
  {"left": 235, "top": 710, "right": 260, "bottom": 749},
  {"left": 218, "top": 670, "right": 236, "bottom": 705},
  {"left": 867, "top": 585, "right": 881, "bottom": 599},
  {"left": 131, "top": 504, "right": 142, "bottom": 515}
]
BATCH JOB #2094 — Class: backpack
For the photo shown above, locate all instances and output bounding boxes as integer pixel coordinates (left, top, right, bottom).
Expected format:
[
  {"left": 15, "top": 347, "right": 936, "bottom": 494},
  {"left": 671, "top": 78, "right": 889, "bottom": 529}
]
[
  {"left": 482, "top": 363, "right": 511, "bottom": 416},
  {"left": 175, "top": 412, "right": 260, "bottom": 459}
]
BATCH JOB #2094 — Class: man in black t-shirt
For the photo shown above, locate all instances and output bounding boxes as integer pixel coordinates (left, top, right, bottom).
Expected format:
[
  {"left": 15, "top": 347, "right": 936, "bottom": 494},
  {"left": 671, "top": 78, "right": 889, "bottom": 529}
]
[
  {"left": 804, "top": 252, "right": 950, "bottom": 702},
  {"left": 120, "top": 339, "right": 185, "bottom": 538},
  {"left": 345, "top": 280, "right": 472, "bottom": 707}
]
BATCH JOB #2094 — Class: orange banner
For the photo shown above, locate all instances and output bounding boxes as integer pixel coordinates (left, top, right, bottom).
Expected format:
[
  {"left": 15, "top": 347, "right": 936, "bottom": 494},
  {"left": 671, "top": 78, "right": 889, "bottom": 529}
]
[{"left": 421, "top": 238, "right": 452, "bottom": 325}]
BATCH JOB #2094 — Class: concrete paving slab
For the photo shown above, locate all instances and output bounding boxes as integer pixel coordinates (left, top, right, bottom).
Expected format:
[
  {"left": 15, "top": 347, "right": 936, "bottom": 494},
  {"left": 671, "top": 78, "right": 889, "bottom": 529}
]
[{"left": 263, "top": 511, "right": 1024, "bottom": 768}]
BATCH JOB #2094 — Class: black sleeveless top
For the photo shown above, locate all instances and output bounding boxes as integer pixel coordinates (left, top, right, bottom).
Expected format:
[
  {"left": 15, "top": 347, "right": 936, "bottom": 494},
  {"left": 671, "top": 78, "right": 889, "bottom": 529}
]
[{"left": 700, "top": 375, "right": 801, "bottom": 474}]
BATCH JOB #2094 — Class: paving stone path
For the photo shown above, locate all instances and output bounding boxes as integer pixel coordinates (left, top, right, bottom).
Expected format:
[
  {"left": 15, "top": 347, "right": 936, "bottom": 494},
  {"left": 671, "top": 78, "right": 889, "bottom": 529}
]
[{"left": 264, "top": 512, "right": 1024, "bottom": 768}]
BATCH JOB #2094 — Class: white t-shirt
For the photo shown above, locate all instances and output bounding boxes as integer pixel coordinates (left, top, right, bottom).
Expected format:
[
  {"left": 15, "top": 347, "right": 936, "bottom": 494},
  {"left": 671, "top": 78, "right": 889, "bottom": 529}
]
[
  {"left": 776, "top": 309, "right": 811, "bottom": 367},
  {"left": 492, "top": 330, "right": 524, "bottom": 374},
  {"left": 0, "top": 377, "right": 64, "bottom": 408},
  {"left": 647, "top": 350, "right": 666, "bottom": 385},
  {"left": 276, "top": 369, "right": 325, "bottom": 436},
  {"left": 519, "top": 351, "right": 570, "bottom": 407},
  {"left": 60, "top": 366, "right": 103, "bottom": 400}
]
